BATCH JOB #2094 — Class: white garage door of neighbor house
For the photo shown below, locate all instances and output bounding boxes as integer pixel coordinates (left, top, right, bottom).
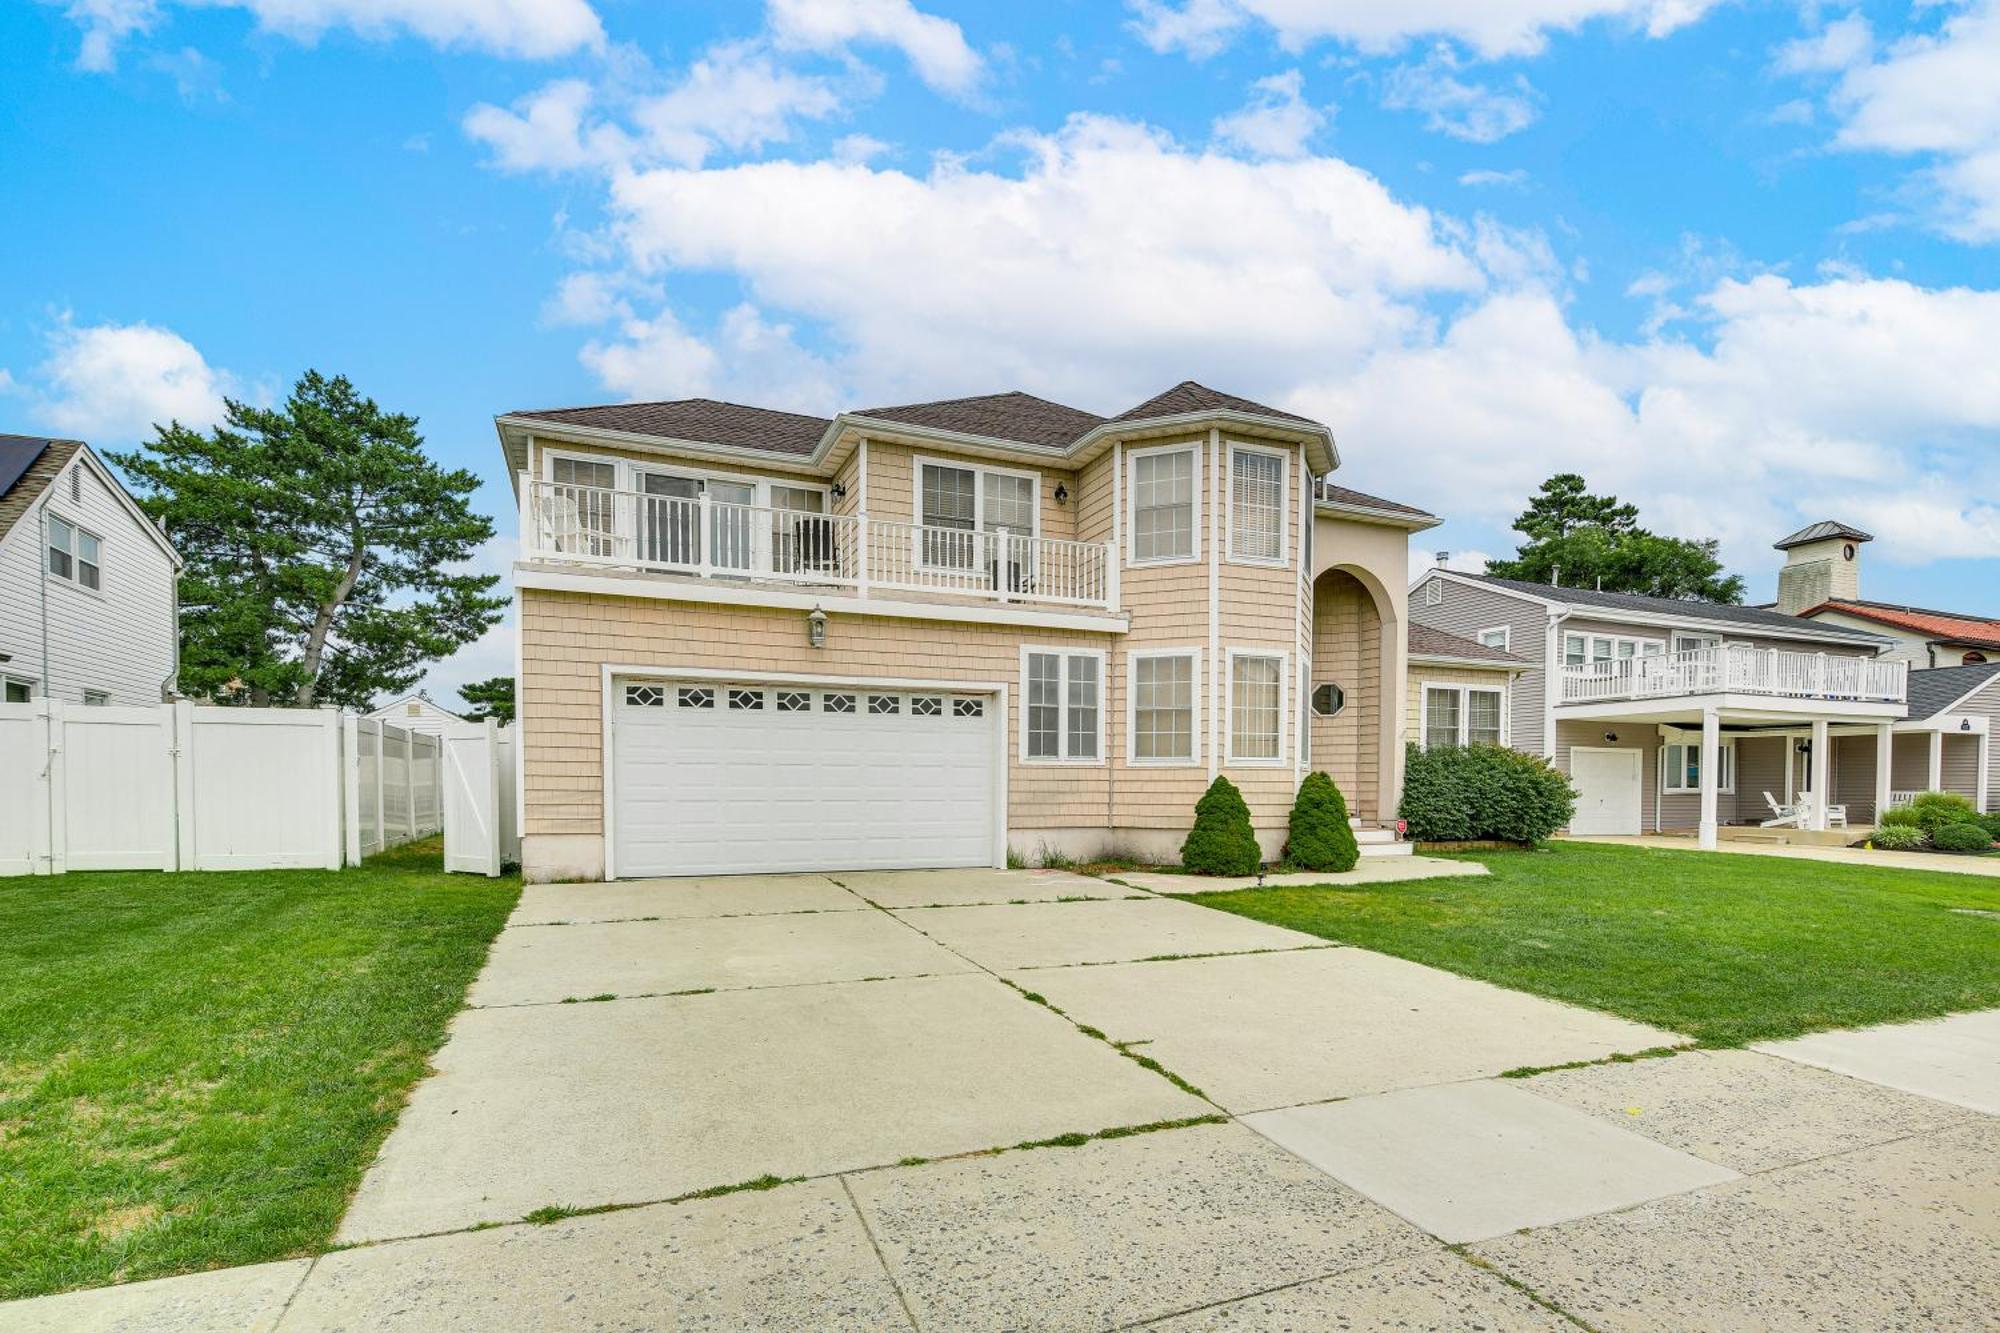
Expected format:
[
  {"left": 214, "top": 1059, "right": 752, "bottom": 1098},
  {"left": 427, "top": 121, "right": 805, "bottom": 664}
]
[
  {"left": 611, "top": 678, "right": 1000, "bottom": 877},
  {"left": 1569, "top": 747, "right": 1642, "bottom": 836}
]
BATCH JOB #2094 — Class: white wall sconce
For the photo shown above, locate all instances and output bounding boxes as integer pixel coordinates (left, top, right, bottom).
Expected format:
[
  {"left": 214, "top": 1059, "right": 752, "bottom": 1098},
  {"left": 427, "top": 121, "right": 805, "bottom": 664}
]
[{"left": 807, "top": 604, "right": 828, "bottom": 649}]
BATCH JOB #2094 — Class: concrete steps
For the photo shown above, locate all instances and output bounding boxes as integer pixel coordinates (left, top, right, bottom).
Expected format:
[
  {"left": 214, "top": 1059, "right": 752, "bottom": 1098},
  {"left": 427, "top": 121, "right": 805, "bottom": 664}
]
[{"left": 1352, "top": 823, "right": 1413, "bottom": 858}]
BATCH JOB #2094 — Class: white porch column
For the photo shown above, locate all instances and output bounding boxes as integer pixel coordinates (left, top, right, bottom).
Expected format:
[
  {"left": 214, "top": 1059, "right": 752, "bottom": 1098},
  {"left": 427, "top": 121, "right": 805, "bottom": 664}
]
[
  {"left": 1927, "top": 730, "right": 1944, "bottom": 793},
  {"left": 1809, "top": 718, "right": 1831, "bottom": 831},
  {"left": 1698, "top": 707, "right": 1720, "bottom": 850},
  {"left": 1874, "top": 722, "right": 1894, "bottom": 826}
]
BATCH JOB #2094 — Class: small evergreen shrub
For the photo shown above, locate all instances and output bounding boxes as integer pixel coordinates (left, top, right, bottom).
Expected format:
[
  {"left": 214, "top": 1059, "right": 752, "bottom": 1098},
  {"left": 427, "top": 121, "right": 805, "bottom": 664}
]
[
  {"left": 1868, "top": 824, "right": 1927, "bottom": 851},
  {"left": 1979, "top": 812, "right": 2000, "bottom": 841},
  {"left": 1398, "top": 743, "right": 1577, "bottom": 844},
  {"left": 1286, "top": 771, "right": 1359, "bottom": 873},
  {"left": 1932, "top": 821, "right": 1994, "bottom": 854},
  {"left": 1878, "top": 805, "right": 1924, "bottom": 830},
  {"left": 1180, "top": 776, "right": 1262, "bottom": 876},
  {"left": 1900, "top": 790, "right": 1980, "bottom": 835}
]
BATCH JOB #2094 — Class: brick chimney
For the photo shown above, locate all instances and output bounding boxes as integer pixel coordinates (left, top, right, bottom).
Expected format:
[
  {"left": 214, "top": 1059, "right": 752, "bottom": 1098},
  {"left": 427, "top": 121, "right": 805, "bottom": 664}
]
[{"left": 1774, "top": 521, "right": 1872, "bottom": 616}]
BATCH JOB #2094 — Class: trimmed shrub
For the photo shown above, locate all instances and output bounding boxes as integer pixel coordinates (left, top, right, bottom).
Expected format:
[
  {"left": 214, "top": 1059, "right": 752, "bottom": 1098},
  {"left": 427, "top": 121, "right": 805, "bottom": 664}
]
[
  {"left": 1180, "top": 776, "right": 1262, "bottom": 876},
  {"left": 1868, "top": 824, "right": 1927, "bottom": 851},
  {"left": 1878, "top": 805, "right": 1925, "bottom": 830},
  {"left": 1980, "top": 812, "right": 2000, "bottom": 842},
  {"left": 1932, "top": 821, "right": 1994, "bottom": 854},
  {"left": 1898, "top": 790, "right": 1980, "bottom": 835},
  {"left": 1398, "top": 743, "right": 1577, "bottom": 845},
  {"left": 1286, "top": 771, "right": 1360, "bottom": 873}
]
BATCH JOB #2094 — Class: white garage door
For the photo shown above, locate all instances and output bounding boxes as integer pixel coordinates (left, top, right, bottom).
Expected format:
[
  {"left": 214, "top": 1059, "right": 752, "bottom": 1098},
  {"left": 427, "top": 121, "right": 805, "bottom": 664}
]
[
  {"left": 1569, "top": 747, "right": 1642, "bottom": 835},
  {"left": 611, "top": 678, "right": 1000, "bottom": 877}
]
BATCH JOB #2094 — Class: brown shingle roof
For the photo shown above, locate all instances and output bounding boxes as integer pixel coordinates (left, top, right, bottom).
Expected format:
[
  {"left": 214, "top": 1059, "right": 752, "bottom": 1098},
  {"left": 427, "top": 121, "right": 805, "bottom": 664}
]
[
  {"left": 1114, "top": 380, "right": 1316, "bottom": 426},
  {"left": 1774, "top": 520, "right": 1873, "bottom": 550},
  {"left": 853, "top": 391, "right": 1106, "bottom": 449},
  {"left": 1315, "top": 481, "right": 1436, "bottom": 521},
  {"left": 1408, "top": 623, "right": 1525, "bottom": 665},
  {"left": 0, "top": 436, "right": 82, "bottom": 545},
  {"left": 507, "top": 399, "right": 832, "bottom": 456}
]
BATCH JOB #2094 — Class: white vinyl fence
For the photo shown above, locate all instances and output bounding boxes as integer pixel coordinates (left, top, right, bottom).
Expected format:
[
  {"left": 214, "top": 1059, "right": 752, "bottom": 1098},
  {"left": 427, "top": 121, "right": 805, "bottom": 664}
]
[{"left": 0, "top": 700, "right": 515, "bottom": 878}]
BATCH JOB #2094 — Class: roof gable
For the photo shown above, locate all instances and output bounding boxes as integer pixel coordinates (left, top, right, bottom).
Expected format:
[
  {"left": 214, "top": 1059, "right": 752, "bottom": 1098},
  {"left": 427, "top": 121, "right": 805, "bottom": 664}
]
[
  {"left": 0, "top": 437, "right": 80, "bottom": 546},
  {"left": 1905, "top": 662, "right": 2000, "bottom": 720},
  {"left": 1114, "top": 380, "right": 1314, "bottom": 426},
  {"left": 852, "top": 391, "right": 1105, "bottom": 449}
]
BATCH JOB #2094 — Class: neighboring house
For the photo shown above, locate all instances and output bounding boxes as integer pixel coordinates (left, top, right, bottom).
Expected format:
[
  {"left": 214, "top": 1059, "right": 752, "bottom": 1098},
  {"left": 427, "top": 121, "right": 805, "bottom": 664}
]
[
  {"left": 1885, "top": 663, "right": 1999, "bottom": 815},
  {"left": 366, "top": 692, "right": 464, "bottom": 737},
  {"left": 0, "top": 435, "right": 180, "bottom": 707},
  {"left": 1773, "top": 521, "right": 2000, "bottom": 668},
  {"left": 498, "top": 383, "right": 1436, "bottom": 882},
  {"left": 1410, "top": 568, "right": 1913, "bottom": 845},
  {"left": 1406, "top": 623, "right": 1528, "bottom": 751}
]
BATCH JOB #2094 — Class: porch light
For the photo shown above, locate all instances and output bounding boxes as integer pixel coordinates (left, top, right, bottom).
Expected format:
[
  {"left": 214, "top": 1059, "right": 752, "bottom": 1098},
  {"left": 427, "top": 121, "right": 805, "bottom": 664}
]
[
  {"left": 830, "top": 482, "right": 847, "bottom": 500},
  {"left": 1962, "top": 719, "right": 1975, "bottom": 732},
  {"left": 807, "top": 604, "right": 828, "bottom": 649},
  {"left": 1053, "top": 482, "right": 1069, "bottom": 506},
  {"left": 1603, "top": 732, "right": 1618, "bottom": 743}
]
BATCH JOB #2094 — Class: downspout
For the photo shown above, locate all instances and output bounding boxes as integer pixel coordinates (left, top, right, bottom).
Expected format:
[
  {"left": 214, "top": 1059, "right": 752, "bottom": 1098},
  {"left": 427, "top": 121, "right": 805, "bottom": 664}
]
[
  {"left": 37, "top": 504, "right": 51, "bottom": 698},
  {"left": 1542, "top": 609, "right": 1563, "bottom": 760}
]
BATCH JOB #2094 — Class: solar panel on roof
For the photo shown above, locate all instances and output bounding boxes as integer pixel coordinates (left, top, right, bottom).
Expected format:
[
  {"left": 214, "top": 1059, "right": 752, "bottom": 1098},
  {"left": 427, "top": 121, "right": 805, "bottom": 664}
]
[{"left": 0, "top": 437, "right": 49, "bottom": 500}]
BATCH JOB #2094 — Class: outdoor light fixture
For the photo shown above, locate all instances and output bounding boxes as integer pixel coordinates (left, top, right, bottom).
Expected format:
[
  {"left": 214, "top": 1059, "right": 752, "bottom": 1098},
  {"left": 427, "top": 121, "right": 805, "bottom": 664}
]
[
  {"left": 807, "top": 604, "right": 828, "bottom": 649},
  {"left": 1053, "top": 482, "right": 1069, "bottom": 505},
  {"left": 829, "top": 482, "right": 847, "bottom": 500},
  {"left": 1963, "top": 719, "right": 1975, "bottom": 732},
  {"left": 1603, "top": 732, "right": 1618, "bottom": 743}
]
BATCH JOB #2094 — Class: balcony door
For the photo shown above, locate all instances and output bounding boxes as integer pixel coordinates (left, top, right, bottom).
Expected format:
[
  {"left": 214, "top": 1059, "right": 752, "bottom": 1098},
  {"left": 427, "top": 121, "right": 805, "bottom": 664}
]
[
  {"left": 918, "top": 460, "right": 1038, "bottom": 587},
  {"left": 640, "top": 473, "right": 755, "bottom": 571}
]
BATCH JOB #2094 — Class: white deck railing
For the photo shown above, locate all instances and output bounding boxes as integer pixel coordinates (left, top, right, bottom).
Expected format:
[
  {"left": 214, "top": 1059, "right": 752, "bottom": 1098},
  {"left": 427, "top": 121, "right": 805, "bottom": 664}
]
[
  {"left": 521, "top": 477, "right": 1118, "bottom": 611},
  {"left": 1559, "top": 644, "right": 1906, "bottom": 706}
]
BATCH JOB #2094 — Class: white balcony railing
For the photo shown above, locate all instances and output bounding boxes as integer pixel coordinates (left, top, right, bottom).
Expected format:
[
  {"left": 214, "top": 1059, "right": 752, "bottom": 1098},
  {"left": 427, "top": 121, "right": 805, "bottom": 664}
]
[
  {"left": 1559, "top": 644, "right": 1906, "bottom": 706},
  {"left": 521, "top": 476, "right": 1118, "bottom": 612}
]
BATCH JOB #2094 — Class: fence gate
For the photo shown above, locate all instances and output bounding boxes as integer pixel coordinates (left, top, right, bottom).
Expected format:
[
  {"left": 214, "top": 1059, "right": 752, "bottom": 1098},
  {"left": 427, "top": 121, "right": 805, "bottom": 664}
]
[
  {"left": 442, "top": 720, "right": 504, "bottom": 877},
  {"left": 57, "top": 704, "right": 180, "bottom": 872}
]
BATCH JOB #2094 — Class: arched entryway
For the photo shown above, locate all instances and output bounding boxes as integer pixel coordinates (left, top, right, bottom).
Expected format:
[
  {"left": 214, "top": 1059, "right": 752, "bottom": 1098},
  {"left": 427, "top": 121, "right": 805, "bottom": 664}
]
[{"left": 1310, "top": 567, "right": 1392, "bottom": 821}]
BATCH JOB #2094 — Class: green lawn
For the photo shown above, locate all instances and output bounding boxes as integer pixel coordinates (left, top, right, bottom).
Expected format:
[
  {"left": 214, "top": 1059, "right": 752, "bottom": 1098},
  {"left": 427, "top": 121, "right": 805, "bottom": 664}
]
[
  {"left": 1184, "top": 842, "right": 2000, "bottom": 1048},
  {"left": 0, "top": 840, "right": 517, "bottom": 1301}
]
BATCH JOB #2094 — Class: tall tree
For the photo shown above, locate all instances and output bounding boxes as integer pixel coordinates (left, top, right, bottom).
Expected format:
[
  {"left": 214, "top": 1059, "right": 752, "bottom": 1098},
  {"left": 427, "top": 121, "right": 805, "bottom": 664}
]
[
  {"left": 1485, "top": 474, "right": 1746, "bottom": 603},
  {"left": 458, "top": 675, "right": 515, "bottom": 724},
  {"left": 110, "top": 372, "right": 507, "bottom": 708}
]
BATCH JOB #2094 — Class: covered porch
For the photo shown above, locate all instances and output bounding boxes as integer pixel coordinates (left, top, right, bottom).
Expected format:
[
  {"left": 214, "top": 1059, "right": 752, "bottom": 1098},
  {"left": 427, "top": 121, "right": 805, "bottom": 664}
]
[{"left": 1558, "top": 696, "right": 1911, "bottom": 850}]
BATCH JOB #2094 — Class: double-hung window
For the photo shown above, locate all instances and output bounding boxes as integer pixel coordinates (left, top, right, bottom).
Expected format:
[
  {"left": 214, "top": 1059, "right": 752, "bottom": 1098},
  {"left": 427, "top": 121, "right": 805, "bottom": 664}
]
[
  {"left": 1662, "top": 739, "right": 1734, "bottom": 793},
  {"left": 1130, "top": 651, "right": 1198, "bottom": 763},
  {"left": 47, "top": 515, "right": 102, "bottom": 591},
  {"left": 1228, "top": 446, "right": 1286, "bottom": 564},
  {"left": 1227, "top": 652, "right": 1285, "bottom": 763},
  {"left": 1564, "top": 633, "right": 1664, "bottom": 666},
  {"left": 1129, "top": 446, "right": 1197, "bottom": 564},
  {"left": 1422, "top": 685, "right": 1506, "bottom": 749},
  {"left": 1022, "top": 649, "right": 1102, "bottom": 762},
  {"left": 919, "top": 461, "right": 1037, "bottom": 574}
]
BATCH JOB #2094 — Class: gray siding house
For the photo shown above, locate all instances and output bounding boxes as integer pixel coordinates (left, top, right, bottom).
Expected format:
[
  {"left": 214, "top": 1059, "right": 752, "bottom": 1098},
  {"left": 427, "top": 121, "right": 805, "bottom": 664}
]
[{"left": 1407, "top": 568, "right": 1960, "bottom": 845}]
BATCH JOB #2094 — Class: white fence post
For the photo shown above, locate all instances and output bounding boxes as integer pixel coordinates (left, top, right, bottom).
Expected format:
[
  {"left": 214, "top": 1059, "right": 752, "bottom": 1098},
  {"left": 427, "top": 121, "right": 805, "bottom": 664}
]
[
  {"left": 372, "top": 720, "right": 386, "bottom": 856},
  {"left": 45, "top": 698, "right": 67, "bottom": 876},
  {"left": 172, "top": 699, "right": 197, "bottom": 872},
  {"left": 341, "top": 713, "right": 361, "bottom": 867}
]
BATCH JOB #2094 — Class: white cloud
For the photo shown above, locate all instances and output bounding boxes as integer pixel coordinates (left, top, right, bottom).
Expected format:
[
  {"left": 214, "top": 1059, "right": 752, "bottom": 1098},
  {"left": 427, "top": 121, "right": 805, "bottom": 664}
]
[
  {"left": 1773, "top": 11, "right": 1871, "bottom": 74},
  {"left": 767, "top": 0, "right": 983, "bottom": 97},
  {"left": 1128, "top": 0, "right": 1718, "bottom": 61},
  {"left": 464, "top": 41, "right": 841, "bottom": 174},
  {"left": 580, "top": 304, "right": 842, "bottom": 413},
  {"left": 1799, "top": 2, "right": 2000, "bottom": 241},
  {"left": 1458, "top": 167, "right": 1528, "bottom": 187},
  {"left": 596, "top": 113, "right": 1481, "bottom": 407},
  {"left": 1381, "top": 48, "right": 1539, "bottom": 142},
  {"left": 15, "top": 317, "right": 232, "bottom": 442},
  {"left": 1212, "top": 69, "right": 1329, "bottom": 159},
  {"left": 60, "top": 0, "right": 603, "bottom": 70},
  {"left": 832, "top": 132, "right": 892, "bottom": 164}
]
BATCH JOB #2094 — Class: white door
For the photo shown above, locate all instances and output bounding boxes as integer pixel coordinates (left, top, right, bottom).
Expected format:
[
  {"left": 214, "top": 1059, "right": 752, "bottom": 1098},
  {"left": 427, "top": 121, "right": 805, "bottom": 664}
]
[
  {"left": 1569, "top": 747, "right": 1642, "bottom": 835},
  {"left": 612, "top": 679, "right": 1000, "bottom": 876}
]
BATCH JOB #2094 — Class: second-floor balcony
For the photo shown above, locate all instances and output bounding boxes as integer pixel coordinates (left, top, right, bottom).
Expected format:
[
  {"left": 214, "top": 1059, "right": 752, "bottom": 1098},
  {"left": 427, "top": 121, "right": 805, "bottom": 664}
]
[
  {"left": 1559, "top": 644, "right": 1907, "bottom": 707},
  {"left": 521, "top": 476, "right": 1119, "bottom": 613}
]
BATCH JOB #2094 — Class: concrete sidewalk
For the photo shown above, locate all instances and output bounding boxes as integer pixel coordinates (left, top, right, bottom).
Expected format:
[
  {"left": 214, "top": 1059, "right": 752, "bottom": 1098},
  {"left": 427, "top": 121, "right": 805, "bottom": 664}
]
[{"left": 7, "top": 869, "right": 1994, "bottom": 1333}]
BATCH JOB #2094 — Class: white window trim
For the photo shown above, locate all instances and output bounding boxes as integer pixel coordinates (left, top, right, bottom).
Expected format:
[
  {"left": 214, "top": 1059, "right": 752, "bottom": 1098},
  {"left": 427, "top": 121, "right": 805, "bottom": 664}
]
[
  {"left": 1476, "top": 625, "right": 1511, "bottom": 652},
  {"left": 1018, "top": 645, "right": 1107, "bottom": 766},
  {"left": 1661, "top": 737, "right": 1736, "bottom": 794},
  {"left": 81, "top": 688, "right": 111, "bottom": 706},
  {"left": 1224, "top": 441, "right": 1289, "bottom": 568},
  {"left": 1125, "top": 441, "right": 1202, "bottom": 568},
  {"left": 3, "top": 673, "right": 37, "bottom": 702},
  {"left": 45, "top": 509, "right": 105, "bottom": 597},
  {"left": 541, "top": 447, "right": 830, "bottom": 509},
  {"left": 1224, "top": 647, "right": 1289, "bottom": 767},
  {"left": 1126, "top": 647, "right": 1203, "bottom": 766},
  {"left": 1563, "top": 632, "right": 1665, "bottom": 665},
  {"left": 1420, "top": 681, "right": 1511, "bottom": 749},
  {"left": 912, "top": 454, "right": 1041, "bottom": 538}
]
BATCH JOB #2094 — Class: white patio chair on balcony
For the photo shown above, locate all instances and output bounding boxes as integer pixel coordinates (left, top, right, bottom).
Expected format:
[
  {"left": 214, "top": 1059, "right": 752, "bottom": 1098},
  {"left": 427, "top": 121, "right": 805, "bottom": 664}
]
[{"left": 1760, "top": 792, "right": 1804, "bottom": 829}]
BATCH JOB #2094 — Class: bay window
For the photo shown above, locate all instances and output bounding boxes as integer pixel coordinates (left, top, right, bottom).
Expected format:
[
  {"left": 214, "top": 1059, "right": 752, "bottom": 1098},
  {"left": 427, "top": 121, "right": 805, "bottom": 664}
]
[
  {"left": 1130, "top": 650, "right": 1198, "bottom": 763},
  {"left": 1129, "top": 446, "right": 1197, "bottom": 564},
  {"left": 1228, "top": 446, "right": 1286, "bottom": 564},
  {"left": 1227, "top": 651, "right": 1285, "bottom": 763}
]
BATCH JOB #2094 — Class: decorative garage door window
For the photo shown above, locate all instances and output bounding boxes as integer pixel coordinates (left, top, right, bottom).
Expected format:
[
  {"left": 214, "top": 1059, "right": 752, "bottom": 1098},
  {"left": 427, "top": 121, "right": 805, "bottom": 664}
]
[
  {"left": 776, "top": 690, "right": 811, "bottom": 712},
  {"left": 626, "top": 684, "right": 666, "bottom": 707},
  {"left": 676, "top": 686, "right": 713, "bottom": 709}
]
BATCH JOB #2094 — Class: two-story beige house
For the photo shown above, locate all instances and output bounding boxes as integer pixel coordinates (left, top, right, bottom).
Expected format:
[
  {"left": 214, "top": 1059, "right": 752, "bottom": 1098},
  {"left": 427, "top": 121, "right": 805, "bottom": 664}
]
[{"left": 497, "top": 383, "right": 1436, "bottom": 882}]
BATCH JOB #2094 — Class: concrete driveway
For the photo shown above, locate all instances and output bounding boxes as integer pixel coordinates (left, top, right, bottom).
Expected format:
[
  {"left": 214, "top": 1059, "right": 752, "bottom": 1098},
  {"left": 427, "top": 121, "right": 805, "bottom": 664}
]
[{"left": 8, "top": 869, "right": 1997, "bottom": 1332}]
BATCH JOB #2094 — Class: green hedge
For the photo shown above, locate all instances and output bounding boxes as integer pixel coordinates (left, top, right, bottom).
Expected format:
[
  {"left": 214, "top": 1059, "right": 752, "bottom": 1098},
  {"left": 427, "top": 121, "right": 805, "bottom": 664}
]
[
  {"left": 1933, "top": 821, "right": 1994, "bottom": 853},
  {"left": 1882, "top": 791, "right": 1981, "bottom": 836},
  {"left": 1398, "top": 742, "right": 1577, "bottom": 845},
  {"left": 1286, "top": 772, "right": 1359, "bottom": 873},
  {"left": 1181, "top": 776, "right": 1262, "bottom": 875}
]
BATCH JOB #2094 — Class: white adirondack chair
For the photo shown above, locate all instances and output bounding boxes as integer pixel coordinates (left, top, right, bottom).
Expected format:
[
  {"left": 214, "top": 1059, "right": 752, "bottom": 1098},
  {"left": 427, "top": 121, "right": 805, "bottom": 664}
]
[{"left": 1760, "top": 792, "right": 1804, "bottom": 828}]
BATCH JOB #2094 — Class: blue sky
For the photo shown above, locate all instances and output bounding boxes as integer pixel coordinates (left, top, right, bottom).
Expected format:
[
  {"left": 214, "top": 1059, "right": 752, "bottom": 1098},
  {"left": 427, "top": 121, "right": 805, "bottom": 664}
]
[{"left": 4, "top": 0, "right": 1998, "bottom": 700}]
